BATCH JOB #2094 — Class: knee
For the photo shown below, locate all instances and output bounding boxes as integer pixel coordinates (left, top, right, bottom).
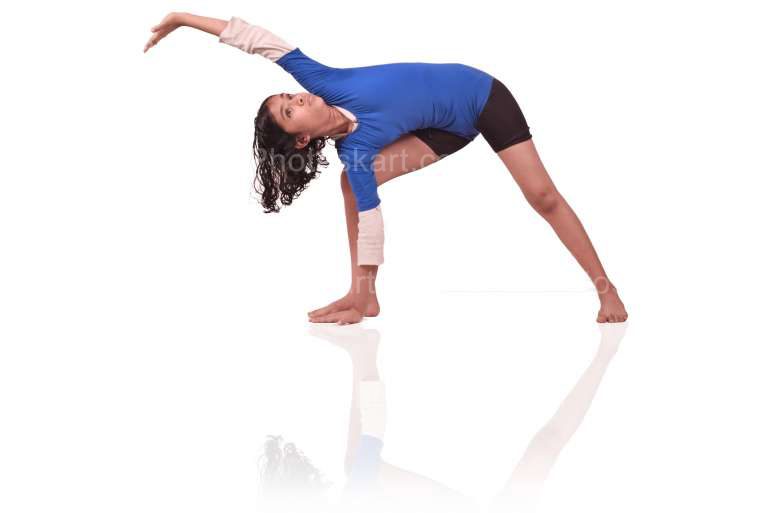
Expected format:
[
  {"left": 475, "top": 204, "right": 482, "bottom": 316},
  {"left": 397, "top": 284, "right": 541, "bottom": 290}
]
[{"left": 527, "top": 187, "right": 560, "bottom": 215}]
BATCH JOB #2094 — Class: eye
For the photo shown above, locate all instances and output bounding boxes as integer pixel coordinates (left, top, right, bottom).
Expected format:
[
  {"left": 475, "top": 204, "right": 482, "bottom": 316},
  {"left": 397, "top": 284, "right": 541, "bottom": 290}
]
[{"left": 287, "top": 108, "right": 292, "bottom": 117}]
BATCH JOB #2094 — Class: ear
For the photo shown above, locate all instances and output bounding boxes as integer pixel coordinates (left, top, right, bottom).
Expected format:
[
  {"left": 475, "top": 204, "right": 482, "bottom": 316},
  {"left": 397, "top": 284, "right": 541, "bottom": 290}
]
[{"left": 294, "top": 134, "right": 310, "bottom": 150}]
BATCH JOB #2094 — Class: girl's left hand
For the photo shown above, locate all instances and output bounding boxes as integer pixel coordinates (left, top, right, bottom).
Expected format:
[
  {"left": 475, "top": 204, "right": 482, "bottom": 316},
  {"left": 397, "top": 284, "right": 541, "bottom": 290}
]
[
  {"left": 144, "top": 12, "right": 184, "bottom": 53},
  {"left": 308, "top": 307, "right": 363, "bottom": 325}
]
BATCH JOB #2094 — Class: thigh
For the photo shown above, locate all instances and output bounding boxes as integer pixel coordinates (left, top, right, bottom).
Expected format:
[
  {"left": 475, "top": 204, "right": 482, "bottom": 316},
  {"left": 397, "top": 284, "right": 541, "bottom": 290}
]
[
  {"left": 411, "top": 127, "right": 475, "bottom": 160},
  {"left": 372, "top": 133, "right": 440, "bottom": 187},
  {"left": 474, "top": 77, "right": 533, "bottom": 153},
  {"left": 373, "top": 128, "right": 475, "bottom": 187},
  {"left": 497, "top": 138, "right": 557, "bottom": 200}
]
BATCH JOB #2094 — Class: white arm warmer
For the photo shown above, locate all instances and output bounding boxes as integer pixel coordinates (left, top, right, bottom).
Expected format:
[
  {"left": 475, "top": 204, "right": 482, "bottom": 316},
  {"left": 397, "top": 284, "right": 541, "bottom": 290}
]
[
  {"left": 357, "top": 205, "right": 385, "bottom": 266},
  {"left": 218, "top": 17, "right": 296, "bottom": 62},
  {"left": 358, "top": 380, "right": 386, "bottom": 439}
]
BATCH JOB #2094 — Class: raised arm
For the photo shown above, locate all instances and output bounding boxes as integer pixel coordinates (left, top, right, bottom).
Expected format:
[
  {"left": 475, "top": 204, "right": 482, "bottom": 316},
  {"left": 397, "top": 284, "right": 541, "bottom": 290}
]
[
  {"left": 217, "top": 17, "right": 296, "bottom": 61},
  {"left": 144, "top": 12, "right": 295, "bottom": 61},
  {"left": 144, "top": 12, "right": 225, "bottom": 53}
]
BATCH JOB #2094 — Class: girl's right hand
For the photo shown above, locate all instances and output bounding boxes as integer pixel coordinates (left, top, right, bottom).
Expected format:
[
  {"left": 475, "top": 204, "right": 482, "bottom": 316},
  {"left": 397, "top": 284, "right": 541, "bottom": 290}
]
[{"left": 143, "top": 12, "right": 185, "bottom": 53}]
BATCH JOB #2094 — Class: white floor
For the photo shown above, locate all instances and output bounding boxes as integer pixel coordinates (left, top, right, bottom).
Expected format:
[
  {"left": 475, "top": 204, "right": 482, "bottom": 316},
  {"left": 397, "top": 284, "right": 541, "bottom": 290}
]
[
  {"left": 3, "top": 288, "right": 767, "bottom": 512},
  {"left": 254, "top": 293, "right": 769, "bottom": 513}
]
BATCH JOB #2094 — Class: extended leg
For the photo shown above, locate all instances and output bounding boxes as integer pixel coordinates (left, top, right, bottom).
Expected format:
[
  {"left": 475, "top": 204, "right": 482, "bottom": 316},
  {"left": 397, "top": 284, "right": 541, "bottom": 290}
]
[{"left": 497, "top": 139, "right": 628, "bottom": 323}]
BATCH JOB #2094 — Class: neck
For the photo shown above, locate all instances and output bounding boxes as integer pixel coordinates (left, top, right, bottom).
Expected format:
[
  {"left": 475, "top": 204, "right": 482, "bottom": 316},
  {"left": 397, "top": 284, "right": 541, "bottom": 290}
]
[{"left": 323, "top": 105, "right": 353, "bottom": 139}]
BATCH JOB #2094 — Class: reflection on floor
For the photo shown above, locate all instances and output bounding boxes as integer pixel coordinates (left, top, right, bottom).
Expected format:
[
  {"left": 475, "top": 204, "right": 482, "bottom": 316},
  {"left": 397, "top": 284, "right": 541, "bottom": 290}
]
[{"left": 256, "top": 322, "right": 628, "bottom": 512}]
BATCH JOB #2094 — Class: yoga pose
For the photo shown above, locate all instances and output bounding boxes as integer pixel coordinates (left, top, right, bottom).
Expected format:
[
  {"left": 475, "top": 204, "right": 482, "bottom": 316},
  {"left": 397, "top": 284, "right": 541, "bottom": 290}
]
[{"left": 144, "top": 12, "right": 628, "bottom": 325}]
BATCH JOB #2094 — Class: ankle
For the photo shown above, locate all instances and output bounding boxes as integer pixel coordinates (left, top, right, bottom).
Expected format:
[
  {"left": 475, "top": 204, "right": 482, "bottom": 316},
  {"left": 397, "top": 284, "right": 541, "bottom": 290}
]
[{"left": 594, "top": 277, "right": 616, "bottom": 295}]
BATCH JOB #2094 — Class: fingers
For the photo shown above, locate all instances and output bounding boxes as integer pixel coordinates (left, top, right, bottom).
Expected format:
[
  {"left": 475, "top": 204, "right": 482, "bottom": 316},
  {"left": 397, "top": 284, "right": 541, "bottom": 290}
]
[
  {"left": 143, "top": 34, "right": 160, "bottom": 53},
  {"left": 308, "top": 305, "right": 335, "bottom": 318},
  {"left": 308, "top": 309, "right": 362, "bottom": 325},
  {"left": 145, "top": 13, "right": 179, "bottom": 53},
  {"left": 308, "top": 299, "right": 348, "bottom": 318},
  {"left": 144, "top": 24, "right": 171, "bottom": 53},
  {"left": 309, "top": 311, "right": 346, "bottom": 324}
]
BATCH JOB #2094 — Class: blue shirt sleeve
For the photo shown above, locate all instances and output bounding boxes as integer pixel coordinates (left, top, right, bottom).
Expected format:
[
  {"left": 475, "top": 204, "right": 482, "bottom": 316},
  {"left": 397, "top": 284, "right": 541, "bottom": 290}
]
[
  {"left": 275, "top": 47, "right": 337, "bottom": 100},
  {"left": 338, "top": 148, "right": 381, "bottom": 212}
]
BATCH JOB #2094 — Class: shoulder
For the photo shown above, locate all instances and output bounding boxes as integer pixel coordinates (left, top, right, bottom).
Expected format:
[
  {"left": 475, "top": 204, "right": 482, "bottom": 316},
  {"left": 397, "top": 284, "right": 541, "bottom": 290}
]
[{"left": 276, "top": 47, "right": 335, "bottom": 73}]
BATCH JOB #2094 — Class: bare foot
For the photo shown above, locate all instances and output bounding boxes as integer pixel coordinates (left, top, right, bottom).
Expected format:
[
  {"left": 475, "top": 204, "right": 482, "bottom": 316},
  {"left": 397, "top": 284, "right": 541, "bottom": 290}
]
[
  {"left": 597, "top": 284, "right": 628, "bottom": 323},
  {"left": 307, "top": 292, "right": 380, "bottom": 319}
]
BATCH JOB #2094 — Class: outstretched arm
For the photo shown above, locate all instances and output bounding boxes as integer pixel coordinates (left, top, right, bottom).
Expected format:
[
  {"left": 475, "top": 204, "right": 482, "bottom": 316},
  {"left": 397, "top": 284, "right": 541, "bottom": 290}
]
[
  {"left": 144, "top": 13, "right": 295, "bottom": 61},
  {"left": 144, "top": 12, "right": 226, "bottom": 53}
]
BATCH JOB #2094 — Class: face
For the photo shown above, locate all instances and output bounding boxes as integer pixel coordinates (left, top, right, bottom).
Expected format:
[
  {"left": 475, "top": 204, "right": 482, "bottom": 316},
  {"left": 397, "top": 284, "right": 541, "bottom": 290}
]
[{"left": 267, "top": 92, "right": 327, "bottom": 149}]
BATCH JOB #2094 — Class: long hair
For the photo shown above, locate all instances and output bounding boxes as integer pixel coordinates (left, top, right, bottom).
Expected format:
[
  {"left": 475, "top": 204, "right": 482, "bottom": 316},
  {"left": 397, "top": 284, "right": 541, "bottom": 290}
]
[
  {"left": 252, "top": 94, "right": 331, "bottom": 213},
  {"left": 258, "top": 435, "right": 331, "bottom": 499}
]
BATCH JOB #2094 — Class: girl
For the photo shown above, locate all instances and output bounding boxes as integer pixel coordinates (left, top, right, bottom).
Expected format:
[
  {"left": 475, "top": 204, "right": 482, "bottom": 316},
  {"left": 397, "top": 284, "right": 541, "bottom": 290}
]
[{"left": 144, "top": 12, "right": 628, "bottom": 325}]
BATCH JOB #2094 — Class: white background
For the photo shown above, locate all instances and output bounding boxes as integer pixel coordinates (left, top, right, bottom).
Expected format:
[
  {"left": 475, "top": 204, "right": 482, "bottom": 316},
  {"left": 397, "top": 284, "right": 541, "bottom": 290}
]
[{"left": 1, "top": 1, "right": 768, "bottom": 511}]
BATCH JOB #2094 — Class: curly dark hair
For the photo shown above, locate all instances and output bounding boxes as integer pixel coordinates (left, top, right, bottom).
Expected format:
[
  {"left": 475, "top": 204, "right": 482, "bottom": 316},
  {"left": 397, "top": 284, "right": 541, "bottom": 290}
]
[
  {"left": 252, "top": 94, "right": 331, "bottom": 213},
  {"left": 258, "top": 435, "right": 331, "bottom": 499}
]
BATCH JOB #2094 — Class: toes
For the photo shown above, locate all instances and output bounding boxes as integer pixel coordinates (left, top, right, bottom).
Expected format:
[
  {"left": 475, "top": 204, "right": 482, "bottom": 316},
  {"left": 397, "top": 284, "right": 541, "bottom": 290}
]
[{"left": 599, "top": 310, "right": 630, "bottom": 323}]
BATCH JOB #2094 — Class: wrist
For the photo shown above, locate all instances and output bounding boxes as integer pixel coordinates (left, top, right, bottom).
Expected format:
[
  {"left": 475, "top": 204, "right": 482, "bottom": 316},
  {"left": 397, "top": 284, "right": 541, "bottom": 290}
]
[
  {"left": 349, "top": 291, "right": 371, "bottom": 313},
  {"left": 172, "top": 12, "right": 190, "bottom": 26}
]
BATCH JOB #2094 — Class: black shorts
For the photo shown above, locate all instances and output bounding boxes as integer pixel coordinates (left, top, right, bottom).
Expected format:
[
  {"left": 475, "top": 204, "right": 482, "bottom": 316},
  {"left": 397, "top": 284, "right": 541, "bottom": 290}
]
[
  {"left": 411, "top": 77, "right": 532, "bottom": 157},
  {"left": 410, "top": 126, "right": 473, "bottom": 159}
]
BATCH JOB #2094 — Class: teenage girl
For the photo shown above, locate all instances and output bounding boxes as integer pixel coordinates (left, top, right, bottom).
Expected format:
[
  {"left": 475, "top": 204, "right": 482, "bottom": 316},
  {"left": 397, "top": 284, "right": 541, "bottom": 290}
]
[{"left": 144, "top": 12, "right": 628, "bottom": 325}]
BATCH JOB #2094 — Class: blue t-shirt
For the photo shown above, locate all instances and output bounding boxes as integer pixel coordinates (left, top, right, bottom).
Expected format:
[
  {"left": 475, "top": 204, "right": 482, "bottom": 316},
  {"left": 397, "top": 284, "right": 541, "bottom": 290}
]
[{"left": 276, "top": 48, "right": 494, "bottom": 211}]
